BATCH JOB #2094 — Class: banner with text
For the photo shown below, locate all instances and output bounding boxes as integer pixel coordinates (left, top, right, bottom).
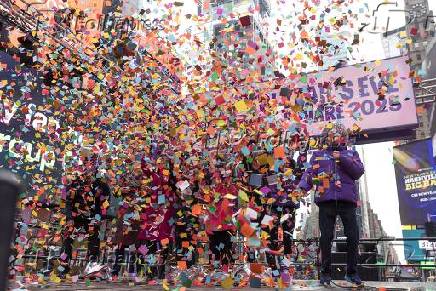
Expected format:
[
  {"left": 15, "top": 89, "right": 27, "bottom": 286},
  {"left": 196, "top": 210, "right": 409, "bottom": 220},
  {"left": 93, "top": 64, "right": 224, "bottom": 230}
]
[
  {"left": 0, "top": 50, "right": 79, "bottom": 198},
  {"left": 393, "top": 139, "right": 436, "bottom": 225},
  {"left": 271, "top": 56, "right": 418, "bottom": 136}
]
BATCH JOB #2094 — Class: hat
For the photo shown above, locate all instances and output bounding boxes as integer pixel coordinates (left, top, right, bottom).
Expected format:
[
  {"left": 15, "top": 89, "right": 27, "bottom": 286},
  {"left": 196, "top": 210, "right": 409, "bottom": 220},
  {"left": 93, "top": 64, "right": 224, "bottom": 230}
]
[{"left": 322, "top": 122, "right": 348, "bottom": 137}]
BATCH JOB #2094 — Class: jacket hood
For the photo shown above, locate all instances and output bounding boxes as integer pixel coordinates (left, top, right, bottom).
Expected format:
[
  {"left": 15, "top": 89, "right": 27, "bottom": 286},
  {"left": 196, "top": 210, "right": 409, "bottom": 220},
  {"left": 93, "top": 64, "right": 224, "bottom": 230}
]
[{"left": 324, "top": 145, "right": 348, "bottom": 151}]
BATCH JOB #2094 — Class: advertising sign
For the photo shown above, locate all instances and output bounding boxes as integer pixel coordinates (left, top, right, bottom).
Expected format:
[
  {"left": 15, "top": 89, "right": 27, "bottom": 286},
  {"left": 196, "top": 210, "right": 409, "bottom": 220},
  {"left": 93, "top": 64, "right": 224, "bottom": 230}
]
[
  {"left": 418, "top": 240, "right": 436, "bottom": 250},
  {"left": 270, "top": 56, "right": 418, "bottom": 136},
  {"left": 422, "top": 37, "right": 436, "bottom": 80},
  {"left": 12, "top": 0, "right": 68, "bottom": 11},
  {"left": 393, "top": 139, "right": 436, "bottom": 225},
  {"left": 0, "top": 51, "right": 70, "bottom": 197},
  {"left": 402, "top": 229, "right": 427, "bottom": 262}
]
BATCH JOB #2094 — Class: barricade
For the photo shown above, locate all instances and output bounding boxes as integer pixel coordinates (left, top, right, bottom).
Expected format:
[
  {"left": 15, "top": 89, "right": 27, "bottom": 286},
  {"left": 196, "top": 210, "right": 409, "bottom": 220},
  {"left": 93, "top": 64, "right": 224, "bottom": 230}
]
[{"left": 11, "top": 227, "right": 436, "bottom": 282}]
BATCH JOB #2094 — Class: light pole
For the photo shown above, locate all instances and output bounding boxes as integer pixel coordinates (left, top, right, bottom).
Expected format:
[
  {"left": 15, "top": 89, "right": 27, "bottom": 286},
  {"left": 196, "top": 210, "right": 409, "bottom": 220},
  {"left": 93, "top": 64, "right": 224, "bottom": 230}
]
[{"left": 0, "top": 170, "right": 22, "bottom": 291}]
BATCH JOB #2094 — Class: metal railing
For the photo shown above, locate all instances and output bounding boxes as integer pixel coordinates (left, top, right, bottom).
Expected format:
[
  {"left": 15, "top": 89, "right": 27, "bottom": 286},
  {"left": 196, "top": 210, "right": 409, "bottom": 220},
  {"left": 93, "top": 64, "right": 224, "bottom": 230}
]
[
  {"left": 415, "top": 78, "right": 436, "bottom": 105},
  {"left": 13, "top": 224, "right": 436, "bottom": 281}
]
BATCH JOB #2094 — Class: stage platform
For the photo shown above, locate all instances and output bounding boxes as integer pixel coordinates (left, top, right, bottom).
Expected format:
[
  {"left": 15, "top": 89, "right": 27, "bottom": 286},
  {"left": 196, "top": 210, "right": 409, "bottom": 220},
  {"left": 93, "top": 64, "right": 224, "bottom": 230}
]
[{"left": 18, "top": 280, "right": 436, "bottom": 290}]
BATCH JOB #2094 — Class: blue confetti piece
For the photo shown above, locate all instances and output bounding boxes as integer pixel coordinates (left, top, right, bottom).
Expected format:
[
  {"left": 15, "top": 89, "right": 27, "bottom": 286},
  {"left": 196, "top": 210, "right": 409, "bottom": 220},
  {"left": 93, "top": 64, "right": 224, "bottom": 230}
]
[{"left": 241, "top": 146, "right": 250, "bottom": 156}]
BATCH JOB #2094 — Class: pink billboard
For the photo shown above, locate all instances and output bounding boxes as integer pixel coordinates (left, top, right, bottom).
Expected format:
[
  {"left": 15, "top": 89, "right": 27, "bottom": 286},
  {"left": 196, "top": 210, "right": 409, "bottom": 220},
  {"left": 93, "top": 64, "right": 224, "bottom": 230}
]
[{"left": 271, "top": 56, "right": 418, "bottom": 136}]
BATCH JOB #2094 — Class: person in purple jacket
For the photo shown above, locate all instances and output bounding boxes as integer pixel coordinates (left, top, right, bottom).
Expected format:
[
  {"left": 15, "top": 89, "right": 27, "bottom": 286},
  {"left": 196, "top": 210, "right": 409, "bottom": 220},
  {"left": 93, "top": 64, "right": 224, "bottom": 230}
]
[{"left": 296, "top": 123, "right": 365, "bottom": 287}]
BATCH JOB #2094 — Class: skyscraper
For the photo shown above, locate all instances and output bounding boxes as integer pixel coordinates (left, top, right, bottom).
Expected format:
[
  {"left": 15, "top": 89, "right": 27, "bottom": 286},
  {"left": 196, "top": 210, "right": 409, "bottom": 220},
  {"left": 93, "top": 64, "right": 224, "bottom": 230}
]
[
  {"left": 299, "top": 193, "right": 319, "bottom": 240},
  {"left": 404, "top": 0, "right": 435, "bottom": 72},
  {"left": 122, "top": 0, "right": 141, "bottom": 16},
  {"left": 382, "top": 33, "right": 407, "bottom": 59},
  {"left": 203, "top": 0, "right": 275, "bottom": 76},
  {"left": 403, "top": 0, "right": 436, "bottom": 140}
]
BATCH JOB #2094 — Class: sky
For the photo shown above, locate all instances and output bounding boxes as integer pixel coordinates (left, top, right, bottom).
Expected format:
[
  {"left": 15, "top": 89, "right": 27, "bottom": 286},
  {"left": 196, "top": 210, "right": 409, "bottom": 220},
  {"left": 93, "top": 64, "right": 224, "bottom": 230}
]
[{"left": 357, "top": 142, "right": 406, "bottom": 260}]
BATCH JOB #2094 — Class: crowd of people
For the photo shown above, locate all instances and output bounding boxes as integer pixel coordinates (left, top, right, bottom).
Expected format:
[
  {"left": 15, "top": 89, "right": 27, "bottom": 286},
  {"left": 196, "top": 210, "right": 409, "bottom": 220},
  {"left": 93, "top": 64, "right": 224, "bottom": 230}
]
[
  {"left": 55, "top": 136, "right": 308, "bottom": 280},
  {"left": 53, "top": 124, "right": 365, "bottom": 287}
]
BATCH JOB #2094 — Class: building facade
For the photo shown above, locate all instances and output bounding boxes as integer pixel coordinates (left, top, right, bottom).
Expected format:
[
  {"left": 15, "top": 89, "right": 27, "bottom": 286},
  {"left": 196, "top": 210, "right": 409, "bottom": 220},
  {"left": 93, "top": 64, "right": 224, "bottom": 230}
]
[
  {"left": 382, "top": 33, "right": 407, "bottom": 59},
  {"left": 404, "top": 0, "right": 436, "bottom": 140},
  {"left": 202, "top": 0, "right": 275, "bottom": 77}
]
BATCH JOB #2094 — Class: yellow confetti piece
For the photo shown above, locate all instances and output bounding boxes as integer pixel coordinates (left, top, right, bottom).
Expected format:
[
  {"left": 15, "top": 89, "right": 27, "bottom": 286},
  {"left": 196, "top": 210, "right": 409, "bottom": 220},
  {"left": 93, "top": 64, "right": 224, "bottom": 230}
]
[
  {"left": 235, "top": 100, "right": 249, "bottom": 112},
  {"left": 216, "top": 119, "right": 226, "bottom": 127},
  {"left": 238, "top": 190, "right": 249, "bottom": 202},
  {"left": 284, "top": 168, "right": 293, "bottom": 176},
  {"left": 221, "top": 276, "right": 233, "bottom": 289},
  {"left": 196, "top": 109, "right": 204, "bottom": 119},
  {"left": 49, "top": 273, "right": 61, "bottom": 284},
  {"left": 266, "top": 128, "right": 275, "bottom": 136}
]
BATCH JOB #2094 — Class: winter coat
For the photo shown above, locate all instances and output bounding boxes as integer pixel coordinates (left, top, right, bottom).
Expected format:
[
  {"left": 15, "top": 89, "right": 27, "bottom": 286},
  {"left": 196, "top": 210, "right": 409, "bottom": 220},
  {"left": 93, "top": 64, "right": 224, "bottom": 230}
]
[{"left": 298, "top": 146, "right": 364, "bottom": 205}]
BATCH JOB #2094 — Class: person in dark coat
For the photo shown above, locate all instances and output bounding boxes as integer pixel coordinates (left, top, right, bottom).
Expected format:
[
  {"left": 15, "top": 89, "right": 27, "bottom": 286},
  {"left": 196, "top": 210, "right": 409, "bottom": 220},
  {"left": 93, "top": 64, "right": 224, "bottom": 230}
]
[
  {"left": 88, "top": 176, "right": 111, "bottom": 262},
  {"left": 111, "top": 186, "right": 140, "bottom": 277},
  {"left": 60, "top": 173, "right": 91, "bottom": 275},
  {"left": 60, "top": 170, "right": 110, "bottom": 275}
]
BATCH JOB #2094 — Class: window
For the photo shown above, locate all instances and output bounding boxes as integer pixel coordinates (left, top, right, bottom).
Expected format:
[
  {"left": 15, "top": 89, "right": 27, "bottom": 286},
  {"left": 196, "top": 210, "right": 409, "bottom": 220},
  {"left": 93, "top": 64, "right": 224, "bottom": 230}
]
[
  {"left": 259, "top": 0, "right": 270, "bottom": 17},
  {"left": 198, "top": 1, "right": 203, "bottom": 15}
]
